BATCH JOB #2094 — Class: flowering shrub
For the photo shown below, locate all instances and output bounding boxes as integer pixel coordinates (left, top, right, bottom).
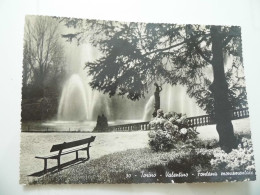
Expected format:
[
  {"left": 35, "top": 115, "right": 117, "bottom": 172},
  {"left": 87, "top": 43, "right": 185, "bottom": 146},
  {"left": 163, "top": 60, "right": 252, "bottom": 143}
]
[
  {"left": 210, "top": 137, "right": 255, "bottom": 172},
  {"left": 148, "top": 109, "right": 199, "bottom": 152},
  {"left": 148, "top": 130, "right": 174, "bottom": 152}
]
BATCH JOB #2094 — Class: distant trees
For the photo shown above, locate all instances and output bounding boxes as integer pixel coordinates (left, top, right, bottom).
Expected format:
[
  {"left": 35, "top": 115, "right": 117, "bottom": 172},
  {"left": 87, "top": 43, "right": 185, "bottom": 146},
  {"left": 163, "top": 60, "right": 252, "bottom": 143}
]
[
  {"left": 22, "top": 16, "right": 67, "bottom": 121},
  {"left": 23, "top": 16, "right": 66, "bottom": 98}
]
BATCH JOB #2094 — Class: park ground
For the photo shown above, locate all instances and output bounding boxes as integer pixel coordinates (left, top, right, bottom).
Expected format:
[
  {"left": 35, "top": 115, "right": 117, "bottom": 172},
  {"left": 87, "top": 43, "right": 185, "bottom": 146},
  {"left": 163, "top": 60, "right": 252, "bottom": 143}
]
[{"left": 20, "top": 118, "right": 252, "bottom": 184}]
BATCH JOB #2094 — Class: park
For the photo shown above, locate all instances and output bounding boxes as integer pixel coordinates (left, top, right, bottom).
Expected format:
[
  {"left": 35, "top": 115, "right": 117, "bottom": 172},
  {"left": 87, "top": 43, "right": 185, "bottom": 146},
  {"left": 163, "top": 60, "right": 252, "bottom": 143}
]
[{"left": 20, "top": 15, "right": 255, "bottom": 184}]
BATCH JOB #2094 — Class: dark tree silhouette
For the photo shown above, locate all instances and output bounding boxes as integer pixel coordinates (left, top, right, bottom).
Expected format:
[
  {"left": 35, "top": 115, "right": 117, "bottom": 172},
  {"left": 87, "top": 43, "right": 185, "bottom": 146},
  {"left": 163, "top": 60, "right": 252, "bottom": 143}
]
[
  {"left": 93, "top": 114, "right": 109, "bottom": 132},
  {"left": 61, "top": 19, "right": 247, "bottom": 152}
]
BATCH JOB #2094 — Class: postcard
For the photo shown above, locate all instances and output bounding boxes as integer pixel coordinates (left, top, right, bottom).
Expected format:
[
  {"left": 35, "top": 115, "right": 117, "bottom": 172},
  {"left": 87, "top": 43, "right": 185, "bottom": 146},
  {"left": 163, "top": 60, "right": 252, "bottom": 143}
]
[{"left": 20, "top": 15, "right": 256, "bottom": 184}]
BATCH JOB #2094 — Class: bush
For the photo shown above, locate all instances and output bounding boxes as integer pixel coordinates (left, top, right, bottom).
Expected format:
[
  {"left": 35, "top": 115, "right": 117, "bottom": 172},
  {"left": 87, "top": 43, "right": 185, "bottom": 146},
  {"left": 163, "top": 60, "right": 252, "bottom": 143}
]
[
  {"left": 148, "top": 109, "right": 199, "bottom": 152},
  {"left": 210, "top": 137, "right": 255, "bottom": 172},
  {"left": 148, "top": 130, "right": 174, "bottom": 152}
]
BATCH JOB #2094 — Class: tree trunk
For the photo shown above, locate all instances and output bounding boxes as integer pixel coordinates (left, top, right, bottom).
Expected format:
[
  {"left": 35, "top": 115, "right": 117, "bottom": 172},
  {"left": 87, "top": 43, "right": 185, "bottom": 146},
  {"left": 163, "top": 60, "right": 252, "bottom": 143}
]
[{"left": 209, "top": 26, "right": 237, "bottom": 153}]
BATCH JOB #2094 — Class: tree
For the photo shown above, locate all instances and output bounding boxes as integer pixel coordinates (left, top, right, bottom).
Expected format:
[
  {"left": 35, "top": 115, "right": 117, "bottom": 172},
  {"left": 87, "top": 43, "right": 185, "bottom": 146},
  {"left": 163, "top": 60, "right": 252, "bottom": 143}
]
[
  {"left": 93, "top": 114, "right": 109, "bottom": 132},
  {"left": 61, "top": 19, "right": 246, "bottom": 152},
  {"left": 23, "top": 16, "right": 65, "bottom": 97}
]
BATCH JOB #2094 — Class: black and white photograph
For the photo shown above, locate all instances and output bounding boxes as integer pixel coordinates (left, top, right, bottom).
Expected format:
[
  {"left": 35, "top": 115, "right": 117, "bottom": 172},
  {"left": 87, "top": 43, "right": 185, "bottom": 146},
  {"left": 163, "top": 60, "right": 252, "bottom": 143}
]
[{"left": 19, "top": 15, "right": 256, "bottom": 185}]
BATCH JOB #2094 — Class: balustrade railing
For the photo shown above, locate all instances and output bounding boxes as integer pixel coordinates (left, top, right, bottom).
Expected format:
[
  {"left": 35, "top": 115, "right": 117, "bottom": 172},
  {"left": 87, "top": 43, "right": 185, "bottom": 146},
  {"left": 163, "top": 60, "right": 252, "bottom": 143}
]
[{"left": 108, "top": 108, "right": 249, "bottom": 132}]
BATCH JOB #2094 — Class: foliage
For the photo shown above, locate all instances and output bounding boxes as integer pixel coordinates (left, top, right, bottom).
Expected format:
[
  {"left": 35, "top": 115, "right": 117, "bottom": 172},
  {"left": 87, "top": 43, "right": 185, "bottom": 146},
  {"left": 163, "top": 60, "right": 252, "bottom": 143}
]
[
  {"left": 148, "top": 129, "right": 174, "bottom": 152},
  {"left": 59, "top": 19, "right": 247, "bottom": 113},
  {"left": 210, "top": 138, "right": 255, "bottom": 172},
  {"left": 148, "top": 109, "right": 199, "bottom": 152},
  {"left": 93, "top": 114, "right": 109, "bottom": 132}
]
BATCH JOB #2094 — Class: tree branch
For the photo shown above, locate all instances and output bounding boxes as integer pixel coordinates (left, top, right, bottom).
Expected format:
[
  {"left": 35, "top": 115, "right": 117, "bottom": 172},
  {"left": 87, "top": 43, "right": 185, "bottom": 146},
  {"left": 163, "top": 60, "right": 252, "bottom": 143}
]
[
  {"left": 144, "top": 40, "right": 187, "bottom": 56},
  {"left": 189, "top": 34, "right": 212, "bottom": 64},
  {"left": 61, "top": 32, "right": 83, "bottom": 42},
  {"left": 194, "top": 44, "right": 212, "bottom": 64},
  {"left": 144, "top": 33, "right": 210, "bottom": 58},
  {"left": 223, "top": 35, "right": 234, "bottom": 47},
  {"left": 222, "top": 26, "right": 241, "bottom": 47}
]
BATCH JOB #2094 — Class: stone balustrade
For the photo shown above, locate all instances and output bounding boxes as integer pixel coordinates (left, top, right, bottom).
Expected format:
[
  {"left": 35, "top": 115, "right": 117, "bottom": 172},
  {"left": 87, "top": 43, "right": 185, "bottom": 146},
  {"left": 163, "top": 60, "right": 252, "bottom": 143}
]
[{"left": 108, "top": 108, "right": 250, "bottom": 132}]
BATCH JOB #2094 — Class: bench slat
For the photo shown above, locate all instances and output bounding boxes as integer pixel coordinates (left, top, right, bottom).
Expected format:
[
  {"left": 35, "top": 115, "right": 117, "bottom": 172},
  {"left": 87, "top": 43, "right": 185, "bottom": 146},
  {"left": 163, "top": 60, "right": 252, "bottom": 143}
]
[
  {"left": 35, "top": 136, "right": 96, "bottom": 172},
  {"left": 36, "top": 146, "right": 92, "bottom": 159},
  {"left": 60, "top": 146, "right": 90, "bottom": 156},
  {"left": 50, "top": 136, "right": 95, "bottom": 152}
]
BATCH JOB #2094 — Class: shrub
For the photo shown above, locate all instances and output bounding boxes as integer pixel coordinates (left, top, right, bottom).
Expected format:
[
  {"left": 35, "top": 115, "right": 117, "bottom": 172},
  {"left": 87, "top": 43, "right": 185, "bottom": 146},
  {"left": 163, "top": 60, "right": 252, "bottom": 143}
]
[
  {"left": 210, "top": 137, "right": 255, "bottom": 172},
  {"left": 148, "top": 130, "right": 174, "bottom": 152},
  {"left": 148, "top": 109, "right": 199, "bottom": 152}
]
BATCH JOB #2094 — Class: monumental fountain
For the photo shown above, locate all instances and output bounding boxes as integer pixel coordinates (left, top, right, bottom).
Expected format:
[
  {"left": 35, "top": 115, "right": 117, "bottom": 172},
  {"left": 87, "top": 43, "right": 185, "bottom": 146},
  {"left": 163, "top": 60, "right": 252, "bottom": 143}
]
[
  {"left": 143, "top": 95, "right": 155, "bottom": 121},
  {"left": 43, "top": 73, "right": 205, "bottom": 131},
  {"left": 58, "top": 74, "right": 89, "bottom": 121},
  {"left": 58, "top": 74, "right": 205, "bottom": 121}
]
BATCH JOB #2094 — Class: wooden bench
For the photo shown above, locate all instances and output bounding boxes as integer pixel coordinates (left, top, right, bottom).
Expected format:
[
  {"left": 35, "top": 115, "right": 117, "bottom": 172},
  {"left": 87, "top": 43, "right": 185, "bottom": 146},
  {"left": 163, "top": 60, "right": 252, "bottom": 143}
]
[{"left": 35, "top": 136, "right": 96, "bottom": 172}]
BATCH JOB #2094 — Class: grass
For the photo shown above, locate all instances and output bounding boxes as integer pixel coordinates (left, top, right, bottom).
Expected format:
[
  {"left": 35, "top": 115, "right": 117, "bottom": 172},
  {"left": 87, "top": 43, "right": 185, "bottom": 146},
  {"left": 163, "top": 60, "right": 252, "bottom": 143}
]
[
  {"left": 31, "top": 147, "right": 192, "bottom": 184},
  {"left": 31, "top": 137, "right": 256, "bottom": 184}
]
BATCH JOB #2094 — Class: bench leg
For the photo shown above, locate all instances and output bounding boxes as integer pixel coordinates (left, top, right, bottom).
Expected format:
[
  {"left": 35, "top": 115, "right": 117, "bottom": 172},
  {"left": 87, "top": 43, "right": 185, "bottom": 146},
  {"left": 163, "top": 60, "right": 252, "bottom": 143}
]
[
  {"left": 57, "top": 157, "right": 61, "bottom": 170},
  {"left": 44, "top": 159, "right": 47, "bottom": 173},
  {"left": 86, "top": 147, "right": 90, "bottom": 160},
  {"left": 76, "top": 151, "right": 78, "bottom": 160}
]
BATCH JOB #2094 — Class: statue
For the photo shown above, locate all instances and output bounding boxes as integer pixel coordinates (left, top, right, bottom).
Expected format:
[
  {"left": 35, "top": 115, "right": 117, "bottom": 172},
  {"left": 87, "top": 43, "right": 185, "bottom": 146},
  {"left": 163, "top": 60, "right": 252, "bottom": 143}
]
[{"left": 152, "top": 83, "right": 162, "bottom": 117}]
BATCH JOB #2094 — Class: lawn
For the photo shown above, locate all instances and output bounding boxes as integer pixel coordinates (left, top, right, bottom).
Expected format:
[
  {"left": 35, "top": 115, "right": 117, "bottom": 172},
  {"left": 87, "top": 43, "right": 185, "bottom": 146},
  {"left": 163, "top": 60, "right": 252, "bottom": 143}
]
[
  {"left": 31, "top": 147, "right": 196, "bottom": 184},
  {"left": 31, "top": 145, "right": 255, "bottom": 184}
]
